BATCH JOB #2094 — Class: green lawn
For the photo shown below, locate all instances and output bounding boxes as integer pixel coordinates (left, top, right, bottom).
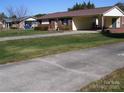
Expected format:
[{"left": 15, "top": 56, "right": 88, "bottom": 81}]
[
  {"left": 0, "top": 29, "right": 50, "bottom": 37},
  {"left": 80, "top": 67, "right": 124, "bottom": 92},
  {"left": 0, "top": 33, "right": 124, "bottom": 64}
]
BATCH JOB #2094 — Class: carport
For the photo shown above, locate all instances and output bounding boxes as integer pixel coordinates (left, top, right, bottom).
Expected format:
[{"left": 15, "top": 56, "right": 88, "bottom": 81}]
[
  {"left": 72, "top": 6, "right": 124, "bottom": 31},
  {"left": 72, "top": 16, "right": 100, "bottom": 30}
]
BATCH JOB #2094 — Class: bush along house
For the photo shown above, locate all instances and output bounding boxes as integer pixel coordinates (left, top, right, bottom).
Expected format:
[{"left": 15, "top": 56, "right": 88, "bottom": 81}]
[{"left": 37, "top": 6, "right": 124, "bottom": 32}]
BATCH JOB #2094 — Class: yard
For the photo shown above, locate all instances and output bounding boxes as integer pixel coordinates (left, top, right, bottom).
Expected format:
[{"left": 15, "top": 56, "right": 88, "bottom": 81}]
[
  {"left": 80, "top": 67, "right": 124, "bottom": 92},
  {"left": 0, "top": 29, "right": 51, "bottom": 37},
  {"left": 0, "top": 33, "right": 124, "bottom": 92},
  {"left": 0, "top": 33, "right": 124, "bottom": 64}
]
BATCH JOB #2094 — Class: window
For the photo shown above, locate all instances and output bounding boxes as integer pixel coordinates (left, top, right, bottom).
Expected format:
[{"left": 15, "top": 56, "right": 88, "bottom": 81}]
[{"left": 62, "top": 19, "right": 68, "bottom": 25}]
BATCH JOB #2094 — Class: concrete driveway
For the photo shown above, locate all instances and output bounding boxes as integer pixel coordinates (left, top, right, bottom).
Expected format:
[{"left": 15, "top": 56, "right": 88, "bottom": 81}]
[{"left": 0, "top": 42, "right": 124, "bottom": 92}]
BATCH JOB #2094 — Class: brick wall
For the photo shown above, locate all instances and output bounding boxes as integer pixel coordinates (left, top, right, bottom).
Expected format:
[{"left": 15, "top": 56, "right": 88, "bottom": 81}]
[{"left": 121, "top": 16, "right": 124, "bottom": 28}]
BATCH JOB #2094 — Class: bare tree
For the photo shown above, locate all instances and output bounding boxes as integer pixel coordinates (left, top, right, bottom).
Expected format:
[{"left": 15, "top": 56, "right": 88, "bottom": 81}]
[
  {"left": 16, "top": 6, "right": 28, "bottom": 18},
  {"left": 6, "top": 6, "right": 15, "bottom": 18},
  {"left": 6, "top": 6, "right": 28, "bottom": 18}
]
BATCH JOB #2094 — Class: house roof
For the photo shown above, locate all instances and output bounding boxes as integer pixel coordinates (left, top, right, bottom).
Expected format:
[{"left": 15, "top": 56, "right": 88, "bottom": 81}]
[
  {"left": 38, "top": 6, "right": 113, "bottom": 20},
  {"left": 3, "top": 16, "right": 35, "bottom": 23},
  {"left": 3, "top": 18, "right": 22, "bottom": 23},
  {"left": 19, "top": 16, "right": 37, "bottom": 22},
  {"left": 4, "top": 18, "right": 14, "bottom": 23}
]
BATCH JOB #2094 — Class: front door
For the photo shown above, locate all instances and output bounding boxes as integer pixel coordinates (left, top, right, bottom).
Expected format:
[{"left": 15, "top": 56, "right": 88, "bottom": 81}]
[{"left": 112, "top": 18, "right": 117, "bottom": 28}]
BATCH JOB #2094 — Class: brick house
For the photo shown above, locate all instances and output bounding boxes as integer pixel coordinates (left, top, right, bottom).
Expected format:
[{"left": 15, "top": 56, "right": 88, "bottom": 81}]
[{"left": 37, "top": 6, "right": 124, "bottom": 31}]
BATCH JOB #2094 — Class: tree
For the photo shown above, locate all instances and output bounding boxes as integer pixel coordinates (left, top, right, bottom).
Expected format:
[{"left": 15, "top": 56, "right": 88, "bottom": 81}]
[
  {"left": 82, "top": 2, "right": 87, "bottom": 9},
  {"left": 87, "top": 1, "right": 91, "bottom": 9},
  {"left": 6, "top": 6, "right": 15, "bottom": 18},
  {"left": 0, "top": 12, "right": 7, "bottom": 20},
  {"left": 34, "top": 14, "right": 46, "bottom": 18},
  {"left": 87, "top": 1, "right": 95, "bottom": 9},
  {"left": 68, "top": 1, "right": 95, "bottom": 11},
  {"left": 115, "top": 2, "right": 124, "bottom": 11},
  {"left": 11, "top": 15, "right": 17, "bottom": 18},
  {"left": 68, "top": 3, "right": 79, "bottom": 11},
  {"left": 6, "top": 6, "right": 28, "bottom": 18},
  {"left": 16, "top": 6, "right": 28, "bottom": 18}
]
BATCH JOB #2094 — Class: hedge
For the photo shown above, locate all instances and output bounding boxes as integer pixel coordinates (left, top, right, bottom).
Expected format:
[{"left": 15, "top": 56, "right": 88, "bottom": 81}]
[{"left": 34, "top": 24, "right": 49, "bottom": 31}]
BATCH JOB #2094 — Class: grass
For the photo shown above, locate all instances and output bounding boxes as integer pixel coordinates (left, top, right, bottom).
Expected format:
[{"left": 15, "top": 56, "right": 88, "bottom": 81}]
[
  {"left": 0, "top": 29, "right": 50, "bottom": 37},
  {"left": 0, "top": 33, "right": 124, "bottom": 64},
  {"left": 80, "top": 67, "right": 124, "bottom": 92}
]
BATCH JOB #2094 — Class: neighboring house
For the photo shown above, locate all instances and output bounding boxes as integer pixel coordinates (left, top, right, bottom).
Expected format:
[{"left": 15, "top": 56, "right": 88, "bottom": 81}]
[
  {"left": 3, "top": 18, "right": 20, "bottom": 29},
  {"left": 19, "top": 17, "right": 38, "bottom": 29},
  {"left": 3, "top": 17, "right": 38, "bottom": 29},
  {"left": 37, "top": 6, "right": 124, "bottom": 31}
]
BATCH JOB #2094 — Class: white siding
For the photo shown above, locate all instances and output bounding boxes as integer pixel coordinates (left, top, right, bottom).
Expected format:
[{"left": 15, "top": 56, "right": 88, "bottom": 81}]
[
  {"left": 42, "top": 20, "right": 49, "bottom": 25},
  {"left": 104, "top": 7, "right": 124, "bottom": 16},
  {"left": 42, "top": 21, "right": 49, "bottom": 24}
]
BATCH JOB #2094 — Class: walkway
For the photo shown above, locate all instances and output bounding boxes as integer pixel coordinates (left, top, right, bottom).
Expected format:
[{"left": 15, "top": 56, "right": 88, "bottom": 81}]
[{"left": 0, "top": 31, "right": 98, "bottom": 42}]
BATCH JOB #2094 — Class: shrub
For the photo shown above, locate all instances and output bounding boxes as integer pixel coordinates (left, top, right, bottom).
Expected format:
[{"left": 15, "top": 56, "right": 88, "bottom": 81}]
[
  {"left": 34, "top": 24, "right": 49, "bottom": 31},
  {"left": 10, "top": 27, "right": 18, "bottom": 29},
  {"left": 59, "top": 25, "right": 71, "bottom": 31}
]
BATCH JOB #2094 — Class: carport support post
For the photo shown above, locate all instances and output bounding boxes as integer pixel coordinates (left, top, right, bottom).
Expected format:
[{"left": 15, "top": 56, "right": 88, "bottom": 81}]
[
  {"left": 101, "top": 16, "right": 104, "bottom": 31},
  {"left": 56, "top": 18, "right": 59, "bottom": 31}
]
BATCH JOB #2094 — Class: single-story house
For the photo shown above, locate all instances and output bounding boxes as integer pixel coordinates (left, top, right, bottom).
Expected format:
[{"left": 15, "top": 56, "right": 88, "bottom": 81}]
[
  {"left": 37, "top": 6, "right": 124, "bottom": 31},
  {"left": 3, "top": 18, "right": 20, "bottom": 29},
  {"left": 2, "top": 17, "right": 38, "bottom": 29}
]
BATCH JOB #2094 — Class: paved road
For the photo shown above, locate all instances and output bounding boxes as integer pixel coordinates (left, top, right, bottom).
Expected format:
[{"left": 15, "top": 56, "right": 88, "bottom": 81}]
[
  {"left": 0, "top": 31, "right": 98, "bottom": 42},
  {"left": 0, "top": 42, "right": 124, "bottom": 92}
]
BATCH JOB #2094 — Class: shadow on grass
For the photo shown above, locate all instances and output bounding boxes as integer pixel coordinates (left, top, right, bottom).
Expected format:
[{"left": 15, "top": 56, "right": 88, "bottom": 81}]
[{"left": 101, "top": 31, "right": 124, "bottom": 38}]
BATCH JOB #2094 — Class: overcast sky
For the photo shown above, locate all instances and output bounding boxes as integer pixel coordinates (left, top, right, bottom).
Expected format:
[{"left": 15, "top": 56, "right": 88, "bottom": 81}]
[{"left": 0, "top": 0, "right": 121, "bottom": 16}]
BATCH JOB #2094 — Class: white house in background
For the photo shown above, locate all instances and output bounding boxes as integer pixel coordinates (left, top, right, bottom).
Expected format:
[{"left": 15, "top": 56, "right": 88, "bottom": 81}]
[
  {"left": 37, "top": 6, "right": 124, "bottom": 31},
  {"left": 19, "top": 17, "right": 38, "bottom": 29}
]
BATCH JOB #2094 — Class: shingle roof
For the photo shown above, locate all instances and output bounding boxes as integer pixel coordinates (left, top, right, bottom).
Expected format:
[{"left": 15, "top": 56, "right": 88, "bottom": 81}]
[
  {"left": 3, "top": 16, "right": 34, "bottom": 23},
  {"left": 4, "top": 18, "right": 13, "bottom": 22},
  {"left": 38, "top": 6, "right": 113, "bottom": 19}
]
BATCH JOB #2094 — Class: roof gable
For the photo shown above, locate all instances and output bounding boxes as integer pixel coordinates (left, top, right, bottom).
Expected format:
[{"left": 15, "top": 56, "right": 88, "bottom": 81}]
[
  {"left": 25, "top": 18, "right": 36, "bottom": 21},
  {"left": 103, "top": 6, "right": 124, "bottom": 16}
]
